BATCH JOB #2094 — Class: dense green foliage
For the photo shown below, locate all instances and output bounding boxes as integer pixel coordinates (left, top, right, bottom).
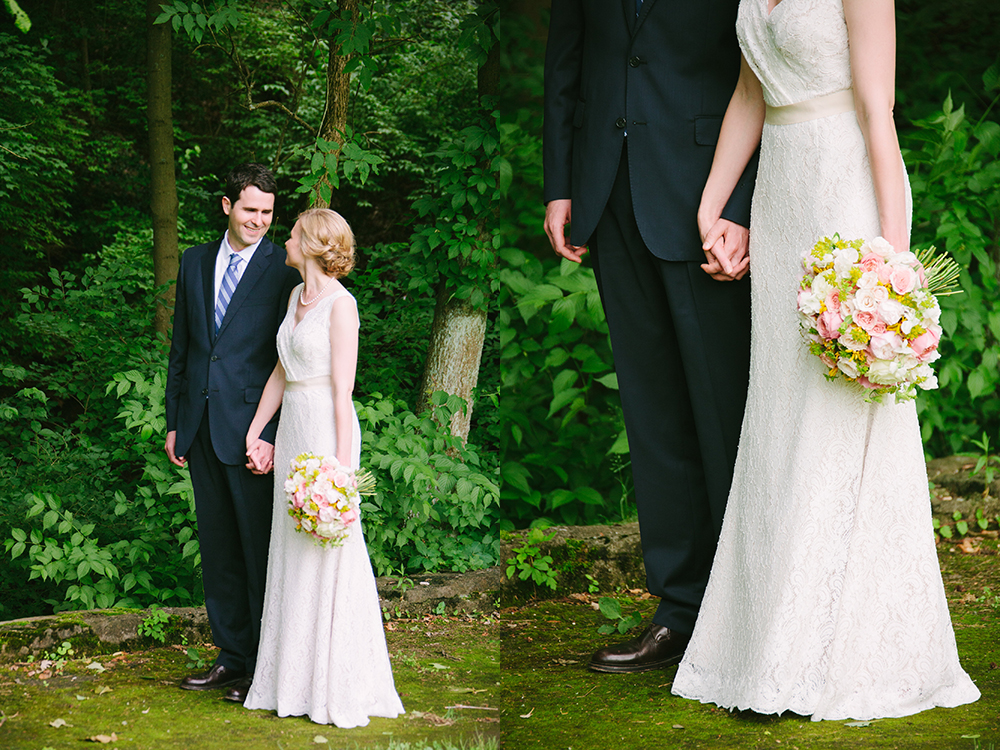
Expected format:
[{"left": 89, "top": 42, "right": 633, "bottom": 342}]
[{"left": 0, "top": 0, "right": 500, "bottom": 620}]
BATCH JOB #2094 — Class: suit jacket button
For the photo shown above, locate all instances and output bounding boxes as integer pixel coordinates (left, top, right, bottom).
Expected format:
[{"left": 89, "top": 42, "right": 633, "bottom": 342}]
[
  {"left": 629, "top": 56, "right": 642, "bottom": 68},
  {"left": 201, "top": 388, "right": 209, "bottom": 396},
  {"left": 615, "top": 117, "right": 627, "bottom": 129},
  {"left": 211, "top": 355, "right": 219, "bottom": 361}
]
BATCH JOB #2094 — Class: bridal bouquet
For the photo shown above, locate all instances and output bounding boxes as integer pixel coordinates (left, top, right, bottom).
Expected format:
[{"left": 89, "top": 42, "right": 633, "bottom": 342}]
[
  {"left": 797, "top": 235, "right": 960, "bottom": 403},
  {"left": 285, "top": 453, "right": 376, "bottom": 547}
]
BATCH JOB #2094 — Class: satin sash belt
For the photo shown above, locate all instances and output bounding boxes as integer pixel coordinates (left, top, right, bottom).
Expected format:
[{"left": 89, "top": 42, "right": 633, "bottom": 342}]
[
  {"left": 765, "top": 88, "right": 855, "bottom": 125},
  {"left": 285, "top": 374, "right": 332, "bottom": 392}
]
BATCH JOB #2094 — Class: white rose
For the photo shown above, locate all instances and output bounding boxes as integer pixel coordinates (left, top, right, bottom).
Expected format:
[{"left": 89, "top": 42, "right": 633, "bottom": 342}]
[
  {"left": 841, "top": 331, "right": 868, "bottom": 351},
  {"left": 837, "top": 357, "right": 860, "bottom": 378},
  {"left": 855, "top": 287, "right": 880, "bottom": 312},
  {"left": 867, "top": 358, "right": 905, "bottom": 385},
  {"left": 877, "top": 299, "right": 905, "bottom": 326},
  {"left": 315, "top": 521, "right": 338, "bottom": 538},
  {"left": 869, "top": 332, "right": 902, "bottom": 361},
  {"left": 798, "top": 289, "right": 822, "bottom": 316},
  {"left": 857, "top": 270, "right": 880, "bottom": 290},
  {"left": 833, "top": 247, "right": 860, "bottom": 277},
  {"left": 886, "top": 250, "right": 919, "bottom": 268},
  {"left": 866, "top": 236, "right": 896, "bottom": 259},
  {"left": 811, "top": 275, "right": 833, "bottom": 300}
]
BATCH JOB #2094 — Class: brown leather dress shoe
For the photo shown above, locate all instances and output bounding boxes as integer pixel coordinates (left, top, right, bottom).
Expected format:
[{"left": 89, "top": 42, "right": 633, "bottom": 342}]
[
  {"left": 588, "top": 624, "right": 690, "bottom": 673},
  {"left": 179, "top": 664, "right": 246, "bottom": 691},
  {"left": 223, "top": 675, "right": 253, "bottom": 703}
]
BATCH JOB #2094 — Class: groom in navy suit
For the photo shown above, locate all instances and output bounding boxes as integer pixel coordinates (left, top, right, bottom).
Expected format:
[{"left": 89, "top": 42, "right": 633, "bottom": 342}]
[
  {"left": 543, "top": 0, "right": 756, "bottom": 670},
  {"left": 165, "top": 163, "right": 300, "bottom": 697}
]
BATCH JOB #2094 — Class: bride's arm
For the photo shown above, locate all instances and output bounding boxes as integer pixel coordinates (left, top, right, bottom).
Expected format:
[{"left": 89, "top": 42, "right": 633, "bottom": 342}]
[
  {"left": 844, "top": 0, "right": 908, "bottom": 251},
  {"left": 699, "top": 54, "right": 766, "bottom": 277},
  {"left": 329, "top": 295, "right": 360, "bottom": 468},
  {"left": 246, "top": 360, "right": 286, "bottom": 472}
]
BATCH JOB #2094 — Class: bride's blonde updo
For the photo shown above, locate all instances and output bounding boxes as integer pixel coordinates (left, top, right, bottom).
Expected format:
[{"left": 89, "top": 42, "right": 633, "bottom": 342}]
[{"left": 296, "top": 208, "right": 356, "bottom": 278}]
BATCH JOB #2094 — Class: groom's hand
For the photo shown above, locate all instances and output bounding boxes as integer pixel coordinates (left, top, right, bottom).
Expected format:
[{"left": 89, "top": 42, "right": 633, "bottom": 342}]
[
  {"left": 165, "top": 431, "right": 186, "bottom": 468},
  {"left": 544, "top": 199, "right": 588, "bottom": 263},
  {"left": 700, "top": 218, "right": 749, "bottom": 281},
  {"left": 246, "top": 439, "right": 275, "bottom": 475}
]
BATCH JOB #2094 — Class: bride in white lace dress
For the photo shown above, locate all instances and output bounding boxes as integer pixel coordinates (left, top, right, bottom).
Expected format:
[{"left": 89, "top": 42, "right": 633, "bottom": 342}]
[
  {"left": 671, "top": 0, "right": 979, "bottom": 720},
  {"left": 242, "top": 208, "right": 404, "bottom": 727}
]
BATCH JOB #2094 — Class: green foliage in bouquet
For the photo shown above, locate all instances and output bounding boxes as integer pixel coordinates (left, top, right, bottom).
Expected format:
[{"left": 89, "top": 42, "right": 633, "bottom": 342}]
[{"left": 902, "top": 70, "right": 1000, "bottom": 456}]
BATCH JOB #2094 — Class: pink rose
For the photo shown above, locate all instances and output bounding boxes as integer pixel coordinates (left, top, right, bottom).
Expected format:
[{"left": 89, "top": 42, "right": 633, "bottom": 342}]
[
  {"left": 869, "top": 331, "right": 902, "bottom": 361},
  {"left": 816, "top": 309, "right": 843, "bottom": 340},
  {"left": 916, "top": 265, "right": 927, "bottom": 288},
  {"left": 911, "top": 326, "right": 942, "bottom": 362},
  {"left": 877, "top": 263, "right": 894, "bottom": 285},
  {"left": 854, "top": 311, "right": 877, "bottom": 332},
  {"left": 825, "top": 290, "right": 841, "bottom": 313},
  {"left": 859, "top": 252, "right": 884, "bottom": 273},
  {"left": 341, "top": 508, "right": 358, "bottom": 525},
  {"left": 890, "top": 266, "right": 917, "bottom": 295},
  {"left": 292, "top": 491, "right": 305, "bottom": 509}
]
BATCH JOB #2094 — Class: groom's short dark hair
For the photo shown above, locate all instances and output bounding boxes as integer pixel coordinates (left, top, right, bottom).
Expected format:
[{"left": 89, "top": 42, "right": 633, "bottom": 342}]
[{"left": 224, "top": 163, "right": 277, "bottom": 204}]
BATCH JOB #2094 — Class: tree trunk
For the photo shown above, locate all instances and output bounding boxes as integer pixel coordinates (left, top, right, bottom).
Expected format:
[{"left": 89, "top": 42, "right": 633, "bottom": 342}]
[
  {"left": 416, "top": 28, "right": 500, "bottom": 443},
  {"left": 312, "top": 0, "right": 358, "bottom": 208},
  {"left": 147, "top": 0, "right": 179, "bottom": 337}
]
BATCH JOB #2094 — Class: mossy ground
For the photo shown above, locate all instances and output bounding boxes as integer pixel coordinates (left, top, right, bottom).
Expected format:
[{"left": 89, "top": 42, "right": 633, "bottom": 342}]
[
  {"left": 0, "top": 615, "right": 500, "bottom": 750},
  {"left": 498, "top": 536, "right": 1000, "bottom": 749},
  {"left": 2, "top": 537, "right": 997, "bottom": 749}
]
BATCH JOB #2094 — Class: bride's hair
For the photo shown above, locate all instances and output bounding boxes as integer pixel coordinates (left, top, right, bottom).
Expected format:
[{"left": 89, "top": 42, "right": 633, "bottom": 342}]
[{"left": 295, "top": 208, "right": 356, "bottom": 278}]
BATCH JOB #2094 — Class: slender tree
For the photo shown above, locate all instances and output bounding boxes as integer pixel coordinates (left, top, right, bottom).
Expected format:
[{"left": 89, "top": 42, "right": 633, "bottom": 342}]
[
  {"left": 416, "top": 24, "right": 499, "bottom": 442},
  {"left": 147, "top": 0, "right": 180, "bottom": 336}
]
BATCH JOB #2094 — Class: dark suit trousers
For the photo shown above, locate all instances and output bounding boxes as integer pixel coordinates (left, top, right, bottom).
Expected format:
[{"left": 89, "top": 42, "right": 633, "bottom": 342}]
[
  {"left": 590, "top": 147, "right": 751, "bottom": 634},
  {"left": 187, "top": 414, "right": 273, "bottom": 674}
]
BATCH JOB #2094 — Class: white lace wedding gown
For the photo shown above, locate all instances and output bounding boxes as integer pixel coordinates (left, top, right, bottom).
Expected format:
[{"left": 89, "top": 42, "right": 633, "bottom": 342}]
[
  {"left": 244, "top": 284, "right": 404, "bottom": 727},
  {"left": 671, "top": 0, "right": 979, "bottom": 720}
]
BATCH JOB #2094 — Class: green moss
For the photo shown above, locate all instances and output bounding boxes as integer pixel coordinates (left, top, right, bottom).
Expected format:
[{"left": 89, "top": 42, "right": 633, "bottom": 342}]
[
  {"left": 497, "top": 540, "right": 1000, "bottom": 749},
  {"left": 0, "top": 617, "right": 501, "bottom": 750}
]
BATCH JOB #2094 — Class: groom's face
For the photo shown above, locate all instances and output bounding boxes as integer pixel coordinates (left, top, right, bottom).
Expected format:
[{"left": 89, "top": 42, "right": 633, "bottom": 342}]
[{"left": 222, "top": 185, "right": 275, "bottom": 251}]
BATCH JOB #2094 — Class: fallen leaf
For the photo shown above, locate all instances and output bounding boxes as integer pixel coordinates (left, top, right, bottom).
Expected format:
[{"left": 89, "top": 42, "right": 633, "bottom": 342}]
[
  {"left": 75, "top": 695, "right": 87, "bottom": 701},
  {"left": 94, "top": 686, "right": 113, "bottom": 695},
  {"left": 37, "top": 670, "right": 53, "bottom": 681},
  {"left": 409, "top": 711, "right": 454, "bottom": 726},
  {"left": 49, "top": 718, "right": 68, "bottom": 728},
  {"left": 672, "top": 724, "right": 684, "bottom": 729},
  {"left": 520, "top": 708, "right": 534, "bottom": 718},
  {"left": 86, "top": 732, "right": 118, "bottom": 743},
  {"left": 86, "top": 662, "right": 107, "bottom": 673},
  {"left": 429, "top": 663, "right": 451, "bottom": 670},
  {"left": 844, "top": 721, "right": 871, "bottom": 727},
  {"left": 313, "top": 735, "right": 329, "bottom": 744},
  {"left": 957, "top": 537, "right": 981, "bottom": 554}
]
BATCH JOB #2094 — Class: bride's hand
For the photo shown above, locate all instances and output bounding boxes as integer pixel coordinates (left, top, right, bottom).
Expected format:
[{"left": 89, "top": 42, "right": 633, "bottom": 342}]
[
  {"left": 700, "top": 218, "right": 750, "bottom": 281},
  {"left": 246, "top": 438, "right": 275, "bottom": 475}
]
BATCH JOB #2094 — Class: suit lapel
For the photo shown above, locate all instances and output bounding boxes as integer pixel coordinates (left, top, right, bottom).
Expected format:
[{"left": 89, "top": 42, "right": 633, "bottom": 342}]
[
  {"left": 214, "top": 238, "right": 274, "bottom": 340},
  {"left": 202, "top": 239, "right": 220, "bottom": 343},
  {"left": 633, "top": 0, "right": 656, "bottom": 35}
]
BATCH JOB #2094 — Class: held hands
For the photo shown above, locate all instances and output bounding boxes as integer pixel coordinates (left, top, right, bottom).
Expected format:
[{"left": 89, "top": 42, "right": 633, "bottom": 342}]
[
  {"left": 543, "top": 199, "right": 588, "bottom": 263},
  {"left": 246, "top": 437, "right": 275, "bottom": 475},
  {"left": 700, "top": 217, "right": 750, "bottom": 281}
]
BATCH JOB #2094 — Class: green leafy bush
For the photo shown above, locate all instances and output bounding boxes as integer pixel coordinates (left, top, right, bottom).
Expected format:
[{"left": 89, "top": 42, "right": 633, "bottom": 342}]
[
  {"left": 357, "top": 392, "right": 501, "bottom": 574},
  {"left": 904, "top": 74, "right": 1000, "bottom": 456},
  {"left": 499, "top": 248, "right": 630, "bottom": 526}
]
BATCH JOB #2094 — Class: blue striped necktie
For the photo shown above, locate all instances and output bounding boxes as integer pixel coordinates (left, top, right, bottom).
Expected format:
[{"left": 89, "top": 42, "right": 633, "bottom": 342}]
[
  {"left": 636, "top": 0, "right": 643, "bottom": 15},
  {"left": 214, "top": 252, "right": 243, "bottom": 334}
]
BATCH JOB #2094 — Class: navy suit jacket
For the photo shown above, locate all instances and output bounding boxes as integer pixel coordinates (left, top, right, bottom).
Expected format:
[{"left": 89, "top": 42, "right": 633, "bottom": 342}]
[
  {"left": 165, "top": 235, "right": 301, "bottom": 465},
  {"left": 543, "top": 0, "right": 758, "bottom": 261}
]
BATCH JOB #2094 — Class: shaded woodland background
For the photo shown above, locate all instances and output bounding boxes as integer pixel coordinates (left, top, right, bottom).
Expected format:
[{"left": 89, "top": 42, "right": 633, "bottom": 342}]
[{"left": 0, "top": 0, "right": 998, "bottom": 621}]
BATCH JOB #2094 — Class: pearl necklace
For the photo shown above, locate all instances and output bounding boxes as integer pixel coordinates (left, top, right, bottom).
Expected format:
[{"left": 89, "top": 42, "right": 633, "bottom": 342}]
[{"left": 300, "top": 276, "right": 335, "bottom": 306}]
